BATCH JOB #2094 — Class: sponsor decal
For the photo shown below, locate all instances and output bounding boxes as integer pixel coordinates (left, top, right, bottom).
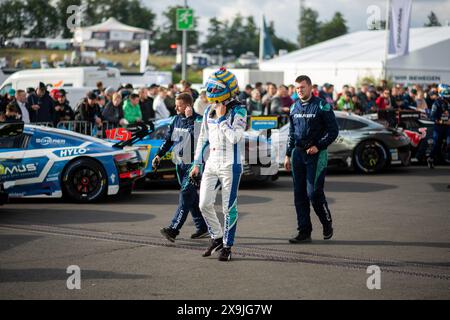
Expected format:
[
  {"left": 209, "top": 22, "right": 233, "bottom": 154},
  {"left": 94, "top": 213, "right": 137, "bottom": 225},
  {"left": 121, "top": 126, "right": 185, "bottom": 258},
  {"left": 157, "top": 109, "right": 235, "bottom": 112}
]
[
  {"left": 0, "top": 163, "right": 38, "bottom": 180},
  {"left": 58, "top": 148, "right": 87, "bottom": 157},
  {"left": 36, "top": 136, "right": 66, "bottom": 146}
]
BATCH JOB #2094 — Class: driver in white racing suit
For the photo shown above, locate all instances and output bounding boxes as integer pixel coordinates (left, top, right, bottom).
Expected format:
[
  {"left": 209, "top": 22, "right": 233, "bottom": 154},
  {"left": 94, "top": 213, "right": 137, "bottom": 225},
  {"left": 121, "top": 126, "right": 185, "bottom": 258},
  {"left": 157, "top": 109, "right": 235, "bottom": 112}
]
[{"left": 190, "top": 68, "right": 247, "bottom": 261}]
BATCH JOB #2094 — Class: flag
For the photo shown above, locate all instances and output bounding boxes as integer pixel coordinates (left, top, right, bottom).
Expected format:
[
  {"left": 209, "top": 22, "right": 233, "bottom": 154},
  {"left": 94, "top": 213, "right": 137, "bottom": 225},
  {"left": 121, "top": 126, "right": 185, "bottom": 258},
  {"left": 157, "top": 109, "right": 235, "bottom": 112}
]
[
  {"left": 140, "top": 39, "right": 149, "bottom": 73},
  {"left": 259, "top": 15, "right": 276, "bottom": 62},
  {"left": 389, "top": 0, "right": 412, "bottom": 56}
]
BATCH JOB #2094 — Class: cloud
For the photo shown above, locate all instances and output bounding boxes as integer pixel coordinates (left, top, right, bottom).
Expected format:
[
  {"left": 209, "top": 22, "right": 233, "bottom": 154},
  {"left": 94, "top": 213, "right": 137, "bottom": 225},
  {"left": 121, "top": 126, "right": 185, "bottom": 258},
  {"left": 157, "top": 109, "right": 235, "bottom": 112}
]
[{"left": 143, "top": 0, "right": 450, "bottom": 43}]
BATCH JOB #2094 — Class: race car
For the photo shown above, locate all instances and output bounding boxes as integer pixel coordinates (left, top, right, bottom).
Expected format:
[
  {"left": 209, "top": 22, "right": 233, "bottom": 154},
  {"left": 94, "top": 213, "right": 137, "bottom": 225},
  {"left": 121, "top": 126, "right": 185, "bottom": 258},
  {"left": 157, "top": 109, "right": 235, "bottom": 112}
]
[
  {"left": 0, "top": 121, "right": 147, "bottom": 203},
  {"left": 106, "top": 118, "right": 279, "bottom": 183},
  {"left": 276, "top": 111, "right": 411, "bottom": 173}
]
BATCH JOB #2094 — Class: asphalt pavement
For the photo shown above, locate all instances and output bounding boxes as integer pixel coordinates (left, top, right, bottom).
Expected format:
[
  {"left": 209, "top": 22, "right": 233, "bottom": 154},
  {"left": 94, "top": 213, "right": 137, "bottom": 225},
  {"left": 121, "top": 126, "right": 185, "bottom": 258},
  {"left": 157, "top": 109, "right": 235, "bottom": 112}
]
[{"left": 0, "top": 166, "right": 449, "bottom": 299}]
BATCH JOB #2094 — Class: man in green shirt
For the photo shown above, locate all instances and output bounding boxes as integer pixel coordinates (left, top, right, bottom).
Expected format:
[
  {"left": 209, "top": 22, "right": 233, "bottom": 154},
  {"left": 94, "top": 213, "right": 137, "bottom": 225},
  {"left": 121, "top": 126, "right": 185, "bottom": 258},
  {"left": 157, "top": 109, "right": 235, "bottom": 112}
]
[{"left": 122, "top": 93, "right": 142, "bottom": 125}]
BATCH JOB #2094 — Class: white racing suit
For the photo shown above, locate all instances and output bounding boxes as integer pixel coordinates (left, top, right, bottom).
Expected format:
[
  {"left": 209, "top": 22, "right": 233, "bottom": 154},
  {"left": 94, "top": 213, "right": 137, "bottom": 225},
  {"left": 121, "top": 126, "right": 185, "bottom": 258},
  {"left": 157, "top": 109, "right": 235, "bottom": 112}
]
[{"left": 194, "top": 101, "right": 247, "bottom": 248}]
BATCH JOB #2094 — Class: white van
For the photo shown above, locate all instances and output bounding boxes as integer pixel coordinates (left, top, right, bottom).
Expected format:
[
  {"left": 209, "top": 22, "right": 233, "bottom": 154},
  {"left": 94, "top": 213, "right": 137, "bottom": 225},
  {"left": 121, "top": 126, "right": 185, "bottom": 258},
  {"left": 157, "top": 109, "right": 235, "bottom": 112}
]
[{"left": 0, "top": 67, "right": 121, "bottom": 95}]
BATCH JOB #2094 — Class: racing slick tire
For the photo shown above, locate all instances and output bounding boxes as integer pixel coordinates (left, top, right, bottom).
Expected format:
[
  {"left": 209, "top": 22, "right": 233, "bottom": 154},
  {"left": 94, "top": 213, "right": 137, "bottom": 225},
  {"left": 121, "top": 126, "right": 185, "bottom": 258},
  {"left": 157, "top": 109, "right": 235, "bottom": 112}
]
[
  {"left": 353, "top": 140, "right": 389, "bottom": 174},
  {"left": 62, "top": 158, "right": 107, "bottom": 203}
]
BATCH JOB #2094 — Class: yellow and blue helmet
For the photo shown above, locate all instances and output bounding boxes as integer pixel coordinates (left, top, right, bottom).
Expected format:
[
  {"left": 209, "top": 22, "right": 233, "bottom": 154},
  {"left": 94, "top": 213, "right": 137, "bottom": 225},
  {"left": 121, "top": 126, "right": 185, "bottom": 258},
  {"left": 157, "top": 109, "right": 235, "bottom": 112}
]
[{"left": 205, "top": 67, "right": 239, "bottom": 103}]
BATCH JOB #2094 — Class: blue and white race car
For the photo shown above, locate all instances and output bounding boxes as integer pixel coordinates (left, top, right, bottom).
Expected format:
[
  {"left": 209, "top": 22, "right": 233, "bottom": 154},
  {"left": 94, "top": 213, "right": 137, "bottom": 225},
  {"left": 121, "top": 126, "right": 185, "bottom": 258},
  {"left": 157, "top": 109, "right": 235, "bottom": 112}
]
[{"left": 0, "top": 122, "right": 147, "bottom": 203}]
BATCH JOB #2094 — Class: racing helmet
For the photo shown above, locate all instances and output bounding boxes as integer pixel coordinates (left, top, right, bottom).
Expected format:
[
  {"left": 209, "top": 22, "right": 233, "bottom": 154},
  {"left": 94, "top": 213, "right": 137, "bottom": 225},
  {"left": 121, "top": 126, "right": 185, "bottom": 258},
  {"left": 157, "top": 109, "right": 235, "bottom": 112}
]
[
  {"left": 438, "top": 84, "right": 450, "bottom": 98},
  {"left": 205, "top": 67, "right": 239, "bottom": 103}
]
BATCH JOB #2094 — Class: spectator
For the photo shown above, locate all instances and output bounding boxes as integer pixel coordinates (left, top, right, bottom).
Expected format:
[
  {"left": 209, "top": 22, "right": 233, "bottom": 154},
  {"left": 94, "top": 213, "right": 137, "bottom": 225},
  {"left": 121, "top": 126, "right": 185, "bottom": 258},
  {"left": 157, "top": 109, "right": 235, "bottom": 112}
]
[
  {"left": 271, "top": 85, "right": 293, "bottom": 116},
  {"left": 376, "top": 89, "right": 392, "bottom": 110},
  {"left": 238, "top": 84, "right": 253, "bottom": 103},
  {"left": 4, "top": 104, "right": 19, "bottom": 122},
  {"left": 147, "top": 83, "right": 159, "bottom": 99},
  {"left": 53, "top": 90, "right": 74, "bottom": 124},
  {"left": 27, "top": 82, "right": 55, "bottom": 123},
  {"left": 311, "top": 84, "right": 319, "bottom": 98},
  {"left": 351, "top": 95, "right": 362, "bottom": 114},
  {"left": 336, "top": 84, "right": 349, "bottom": 101},
  {"left": 122, "top": 93, "right": 142, "bottom": 125},
  {"left": 415, "top": 90, "right": 428, "bottom": 114},
  {"left": 180, "top": 80, "right": 199, "bottom": 101},
  {"left": 104, "top": 86, "right": 116, "bottom": 104},
  {"left": 153, "top": 87, "right": 171, "bottom": 119},
  {"left": 97, "top": 95, "right": 106, "bottom": 112},
  {"left": 193, "top": 89, "right": 209, "bottom": 115},
  {"left": 262, "top": 83, "right": 277, "bottom": 114},
  {"left": 255, "top": 82, "right": 265, "bottom": 96},
  {"left": 75, "top": 91, "right": 102, "bottom": 128},
  {"left": 319, "top": 83, "right": 335, "bottom": 108},
  {"left": 94, "top": 81, "right": 105, "bottom": 95},
  {"left": 425, "top": 89, "right": 438, "bottom": 109},
  {"left": 102, "top": 93, "right": 124, "bottom": 127},
  {"left": 164, "top": 84, "right": 177, "bottom": 116},
  {"left": 9, "top": 89, "right": 30, "bottom": 124},
  {"left": 407, "top": 88, "right": 418, "bottom": 109},
  {"left": 366, "top": 90, "right": 378, "bottom": 113},
  {"left": 336, "top": 91, "right": 354, "bottom": 112},
  {"left": 139, "top": 87, "right": 155, "bottom": 122},
  {"left": 357, "top": 83, "right": 370, "bottom": 113},
  {"left": 246, "top": 89, "right": 263, "bottom": 116}
]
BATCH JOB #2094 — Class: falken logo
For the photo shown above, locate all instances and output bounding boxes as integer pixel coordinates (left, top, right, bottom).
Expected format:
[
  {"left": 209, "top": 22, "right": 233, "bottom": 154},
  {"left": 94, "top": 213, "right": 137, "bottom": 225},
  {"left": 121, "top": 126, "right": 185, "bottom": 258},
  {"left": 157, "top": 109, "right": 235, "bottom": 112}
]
[
  {"left": 58, "top": 148, "right": 87, "bottom": 157},
  {"left": 37, "top": 136, "right": 66, "bottom": 146},
  {"left": 0, "top": 163, "right": 37, "bottom": 175}
]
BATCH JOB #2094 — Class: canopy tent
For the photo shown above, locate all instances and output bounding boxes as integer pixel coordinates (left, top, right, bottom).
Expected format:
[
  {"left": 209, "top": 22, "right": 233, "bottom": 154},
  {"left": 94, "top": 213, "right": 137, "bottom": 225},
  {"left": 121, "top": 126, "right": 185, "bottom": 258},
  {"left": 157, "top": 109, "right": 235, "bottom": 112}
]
[
  {"left": 73, "top": 17, "right": 151, "bottom": 49},
  {"left": 260, "top": 26, "right": 450, "bottom": 88}
]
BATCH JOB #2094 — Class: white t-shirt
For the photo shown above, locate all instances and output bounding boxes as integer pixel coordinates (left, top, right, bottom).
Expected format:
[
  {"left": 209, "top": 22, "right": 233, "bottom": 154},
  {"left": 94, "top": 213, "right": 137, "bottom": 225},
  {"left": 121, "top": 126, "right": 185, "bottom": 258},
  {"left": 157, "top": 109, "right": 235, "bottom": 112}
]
[
  {"left": 153, "top": 96, "right": 170, "bottom": 119},
  {"left": 17, "top": 101, "right": 30, "bottom": 123}
]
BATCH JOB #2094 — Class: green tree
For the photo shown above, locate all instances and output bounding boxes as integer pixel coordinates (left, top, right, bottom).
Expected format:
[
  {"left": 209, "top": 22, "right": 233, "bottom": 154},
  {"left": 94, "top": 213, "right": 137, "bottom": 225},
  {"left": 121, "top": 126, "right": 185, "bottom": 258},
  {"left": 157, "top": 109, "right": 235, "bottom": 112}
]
[
  {"left": 424, "top": 11, "right": 441, "bottom": 27},
  {"left": 298, "top": 7, "right": 321, "bottom": 48},
  {"left": 242, "top": 16, "right": 259, "bottom": 55},
  {"left": 81, "top": 0, "right": 155, "bottom": 30},
  {"left": 25, "top": 0, "right": 59, "bottom": 37},
  {"left": 202, "top": 17, "right": 226, "bottom": 51},
  {"left": 0, "top": 0, "right": 28, "bottom": 38},
  {"left": 266, "top": 21, "right": 298, "bottom": 53},
  {"left": 153, "top": 6, "right": 199, "bottom": 51},
  {"left": 318, "top": 12, "right": 348, "bottom": 42}
]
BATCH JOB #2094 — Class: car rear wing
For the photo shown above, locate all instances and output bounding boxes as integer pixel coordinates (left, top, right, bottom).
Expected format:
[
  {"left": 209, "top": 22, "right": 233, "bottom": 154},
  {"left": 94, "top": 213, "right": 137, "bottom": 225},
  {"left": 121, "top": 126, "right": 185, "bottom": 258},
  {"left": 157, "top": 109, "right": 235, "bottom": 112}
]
[{"left": 113, "top": 122, "right": 155, "bottom": 148}]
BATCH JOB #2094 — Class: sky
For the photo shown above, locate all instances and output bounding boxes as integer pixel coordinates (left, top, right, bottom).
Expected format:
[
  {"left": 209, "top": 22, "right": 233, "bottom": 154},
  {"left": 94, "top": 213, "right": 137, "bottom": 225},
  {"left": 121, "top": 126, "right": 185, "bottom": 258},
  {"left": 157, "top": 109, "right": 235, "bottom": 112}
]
[{"left": 143, "top": 0, "right": 450, "bottom": 43}]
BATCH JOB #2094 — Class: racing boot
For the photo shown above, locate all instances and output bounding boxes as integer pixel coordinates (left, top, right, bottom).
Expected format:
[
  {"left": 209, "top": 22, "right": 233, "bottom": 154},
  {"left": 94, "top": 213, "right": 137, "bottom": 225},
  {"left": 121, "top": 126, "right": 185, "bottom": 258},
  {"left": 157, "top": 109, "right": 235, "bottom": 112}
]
[
  {"left": 190, "top": 229, "right": 209, "bottom": 239},
  {"left": 202, "top": 237, "right": 223, "bottom": 257},
  {"left": 289, "top": 232, "right": 312, "bottom": 244},
  {"left": 160, "top": 227, "right": 178, "bottom": 242},
  {"left": 323, "top": 222, "right": 334, "bottom": 240},
  {"left": 218, "top": 247, "right": 232, "bottom": 262}
]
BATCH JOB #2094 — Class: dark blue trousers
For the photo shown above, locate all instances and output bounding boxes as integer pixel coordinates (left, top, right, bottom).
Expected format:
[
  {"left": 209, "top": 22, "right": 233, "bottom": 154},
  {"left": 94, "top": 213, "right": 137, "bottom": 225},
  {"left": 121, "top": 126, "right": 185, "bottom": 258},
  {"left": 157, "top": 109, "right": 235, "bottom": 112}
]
[
  {"left": 291, "top": 147, "right": 332, "bottom": 234},
  {"left": 169, "top": 164, "right": 207, "bottom": 233}
]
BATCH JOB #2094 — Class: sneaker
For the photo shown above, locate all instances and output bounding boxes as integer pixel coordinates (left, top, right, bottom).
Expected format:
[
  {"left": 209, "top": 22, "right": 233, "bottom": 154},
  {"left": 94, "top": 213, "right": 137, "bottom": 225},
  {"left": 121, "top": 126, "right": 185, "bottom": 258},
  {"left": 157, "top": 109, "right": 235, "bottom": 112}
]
[
  {"left": 202, "top": 237, "right": 223, "bottom": 257},
  {"left": 289, "top": 232, "right": 312, "bottom": 244},
  {"left": 190, "top": 229, "right": 209, "bottom": 239},
  {"left": 160, "top": 227, "right": 178, "bottom": 242},
  {"left": 427, "top": 158, "right": 434, "bottom": 169},
  {"left": 218, "top": 247, "right": 232, "bottom": 261},
  {"left": 323, "top": 223, "right": 333, "bottom": 240}
]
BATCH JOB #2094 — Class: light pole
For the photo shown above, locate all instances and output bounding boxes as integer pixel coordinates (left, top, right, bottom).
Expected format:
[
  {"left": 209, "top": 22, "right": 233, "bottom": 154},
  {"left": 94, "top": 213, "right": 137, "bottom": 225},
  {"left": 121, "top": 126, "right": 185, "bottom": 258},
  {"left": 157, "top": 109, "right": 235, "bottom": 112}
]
[{"left": 182, "top": 0, "right": 188, "bottom": 81}]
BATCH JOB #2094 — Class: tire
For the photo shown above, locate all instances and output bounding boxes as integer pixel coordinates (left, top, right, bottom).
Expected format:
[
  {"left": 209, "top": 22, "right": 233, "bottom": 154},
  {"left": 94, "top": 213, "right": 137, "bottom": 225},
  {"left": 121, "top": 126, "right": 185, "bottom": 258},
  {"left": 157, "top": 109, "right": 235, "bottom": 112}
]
[
  {"left": 62, "top": 158, "right": 107, "bottom": 203},
  {"left": 353, "top": 140, "right": 389, "bottom": 173}
]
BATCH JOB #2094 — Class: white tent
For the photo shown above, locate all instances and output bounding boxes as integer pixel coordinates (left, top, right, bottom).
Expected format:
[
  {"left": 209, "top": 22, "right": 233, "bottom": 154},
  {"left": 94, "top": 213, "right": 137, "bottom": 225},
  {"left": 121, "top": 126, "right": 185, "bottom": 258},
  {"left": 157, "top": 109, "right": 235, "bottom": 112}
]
[
  {"left": 260, "top": 26, "right": 450, "bottom": 89},
  {"left": 73, "top": 17, "right": 151, "bottom": 49}
]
